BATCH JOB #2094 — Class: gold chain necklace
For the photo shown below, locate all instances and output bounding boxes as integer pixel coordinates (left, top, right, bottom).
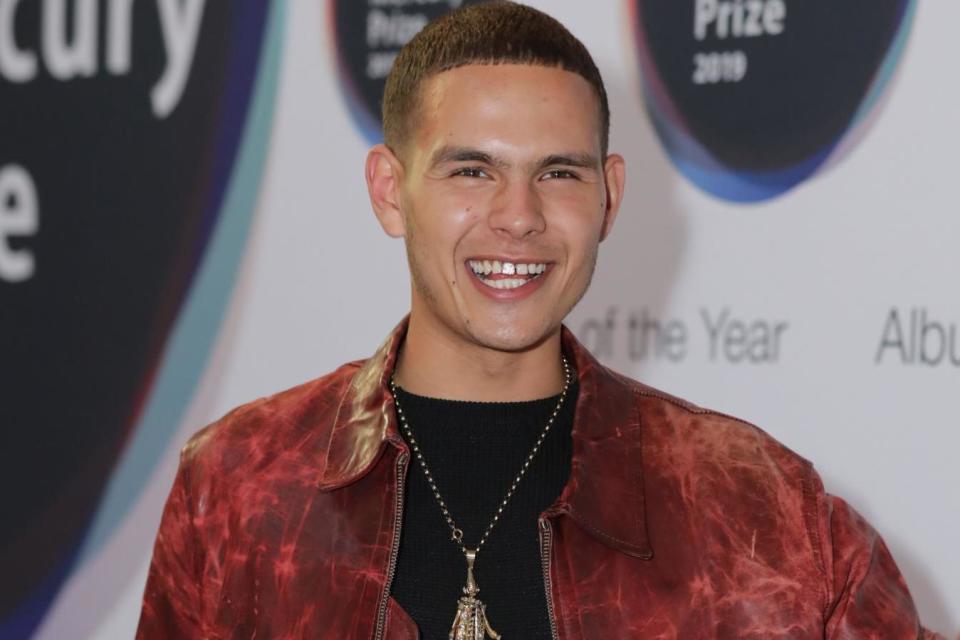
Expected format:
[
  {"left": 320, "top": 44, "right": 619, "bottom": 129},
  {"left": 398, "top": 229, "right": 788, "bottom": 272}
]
[{"left": 389, "top": 357, "right": 571, "bottom": 640}]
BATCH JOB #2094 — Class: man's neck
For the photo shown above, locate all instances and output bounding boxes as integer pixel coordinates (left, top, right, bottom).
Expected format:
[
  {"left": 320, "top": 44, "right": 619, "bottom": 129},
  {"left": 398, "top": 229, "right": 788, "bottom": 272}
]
[{"left": 393, "top": 316, "right": 566, "bottom": 402}]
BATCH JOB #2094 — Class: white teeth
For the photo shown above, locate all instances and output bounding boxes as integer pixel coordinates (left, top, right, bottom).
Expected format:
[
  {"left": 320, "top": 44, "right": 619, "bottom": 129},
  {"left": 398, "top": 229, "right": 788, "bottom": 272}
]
[
  {"left": 468, "top": 260, "right": 548, "bottom": 278},
  {"left": 487, "top": 278, "right": 527, "bottom": 289}
]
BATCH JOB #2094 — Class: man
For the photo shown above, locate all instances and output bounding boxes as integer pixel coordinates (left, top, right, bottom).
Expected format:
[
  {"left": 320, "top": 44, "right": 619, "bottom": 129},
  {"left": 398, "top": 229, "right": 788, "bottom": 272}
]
[{"left": 137, "top": 2, "right": 942, "bottom": 639}]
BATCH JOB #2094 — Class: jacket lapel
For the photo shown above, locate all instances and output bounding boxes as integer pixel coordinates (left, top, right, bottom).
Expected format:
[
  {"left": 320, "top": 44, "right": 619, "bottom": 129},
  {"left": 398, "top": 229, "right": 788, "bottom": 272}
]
[
  {"left": 317, "top": 322, "right": 406, "bottom": 490},
  {"left": 554, "top": 327, "right": 653, "bottom": 559}
]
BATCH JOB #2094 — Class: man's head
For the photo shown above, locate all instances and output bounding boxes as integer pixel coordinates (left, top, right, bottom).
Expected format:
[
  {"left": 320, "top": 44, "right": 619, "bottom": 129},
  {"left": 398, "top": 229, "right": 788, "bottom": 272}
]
[
  {"left": 382, "top": 1, "right": 610, "bottom": 161},
  {"left": 366, "top": 2, "right": 625, "bottom": 358}
]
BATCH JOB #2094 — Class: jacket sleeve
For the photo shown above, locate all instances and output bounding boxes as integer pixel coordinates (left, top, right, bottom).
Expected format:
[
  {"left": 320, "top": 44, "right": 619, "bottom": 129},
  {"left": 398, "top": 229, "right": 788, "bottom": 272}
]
[
  {"left": 136, "top": 449, "right": 207, "bottom": 639},
  {"left": 817, "top": 488, "right": 944, "bottom": 639}
]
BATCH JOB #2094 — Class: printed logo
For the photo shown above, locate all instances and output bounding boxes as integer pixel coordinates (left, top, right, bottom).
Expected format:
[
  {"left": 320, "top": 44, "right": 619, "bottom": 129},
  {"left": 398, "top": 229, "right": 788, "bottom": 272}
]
[
  {"left": 0, "top": 1, "right": 279, "bottom": 635},
  {"left": 628, "top": 0, "right": 916, "bottom": 202},
  {"left": 329, "top": 0, "right": 484, "bottom": 142}
]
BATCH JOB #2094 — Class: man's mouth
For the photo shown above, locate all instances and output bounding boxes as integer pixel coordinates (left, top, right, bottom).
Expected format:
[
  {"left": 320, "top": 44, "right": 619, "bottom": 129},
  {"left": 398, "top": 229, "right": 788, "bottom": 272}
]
[{"left": 467, "top": 259, "right": 548, "bottom": 290}]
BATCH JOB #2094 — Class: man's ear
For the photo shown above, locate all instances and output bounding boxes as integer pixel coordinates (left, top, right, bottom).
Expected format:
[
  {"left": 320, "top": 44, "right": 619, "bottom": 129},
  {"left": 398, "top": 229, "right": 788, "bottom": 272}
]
[
  {"left": 599, "top": 153, "right": 626, "bottom": 242},
  {"left": 365, "top": 144, "right": 406, "bottom": 238}
]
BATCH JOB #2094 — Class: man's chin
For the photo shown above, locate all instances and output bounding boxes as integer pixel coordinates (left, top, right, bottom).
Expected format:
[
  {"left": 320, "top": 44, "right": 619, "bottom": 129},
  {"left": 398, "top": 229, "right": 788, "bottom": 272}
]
[{"left": 464, "top": 321, "right": 560, "bottom": 355}]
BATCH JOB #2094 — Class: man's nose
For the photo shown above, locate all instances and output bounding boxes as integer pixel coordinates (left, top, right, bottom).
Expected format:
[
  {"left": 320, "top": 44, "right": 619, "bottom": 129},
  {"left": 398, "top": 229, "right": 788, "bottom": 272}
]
[{"left": 487, "top": 179, "right": 547, "bottom": 239}]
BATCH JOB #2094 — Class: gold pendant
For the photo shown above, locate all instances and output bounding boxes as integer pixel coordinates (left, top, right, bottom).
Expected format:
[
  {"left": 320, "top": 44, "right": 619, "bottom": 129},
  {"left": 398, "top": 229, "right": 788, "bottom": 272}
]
[{"left": 449, "top": 550, "right": 501, "bottom": 640}]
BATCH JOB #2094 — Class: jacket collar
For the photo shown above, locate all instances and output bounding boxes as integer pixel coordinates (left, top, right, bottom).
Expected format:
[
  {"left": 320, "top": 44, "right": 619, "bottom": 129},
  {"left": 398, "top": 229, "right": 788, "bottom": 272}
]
[{"left": 319, "top": 317, "right": 653, "bottom": 560}]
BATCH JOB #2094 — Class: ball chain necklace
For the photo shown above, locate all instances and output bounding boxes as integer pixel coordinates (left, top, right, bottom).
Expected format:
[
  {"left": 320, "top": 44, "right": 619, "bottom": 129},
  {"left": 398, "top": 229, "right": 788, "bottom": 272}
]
[{"left": 389, "top": 356, "right": 572, "bottom": 640}]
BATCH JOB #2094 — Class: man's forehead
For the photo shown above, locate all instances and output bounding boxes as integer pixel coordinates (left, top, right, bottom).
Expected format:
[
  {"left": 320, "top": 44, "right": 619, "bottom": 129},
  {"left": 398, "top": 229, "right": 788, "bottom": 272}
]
[
  {"left": 408, "top": 63, "right": 603, "bottom": 159},
  {"left": 420, "top": 62, "right": 594, "bottom": 102}
]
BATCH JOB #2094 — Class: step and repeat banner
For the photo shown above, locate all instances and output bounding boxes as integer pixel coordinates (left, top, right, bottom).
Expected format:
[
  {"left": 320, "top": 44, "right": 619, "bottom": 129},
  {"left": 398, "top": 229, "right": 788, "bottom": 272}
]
[{"left": 1, "top": 1, "right": 956, "bottom": 637}]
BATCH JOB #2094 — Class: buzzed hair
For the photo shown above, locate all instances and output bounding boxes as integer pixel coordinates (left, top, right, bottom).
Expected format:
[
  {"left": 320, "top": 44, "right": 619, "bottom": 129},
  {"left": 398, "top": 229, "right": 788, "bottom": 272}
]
[{"left": 382, "top": 1, "right": 610, "bottom": 159}]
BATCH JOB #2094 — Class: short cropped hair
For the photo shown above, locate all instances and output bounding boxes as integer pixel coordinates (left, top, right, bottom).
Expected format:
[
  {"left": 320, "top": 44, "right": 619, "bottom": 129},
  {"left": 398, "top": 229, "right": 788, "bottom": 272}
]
[{"left": 382, "top": 1, "right": 610, "bottom": 158}]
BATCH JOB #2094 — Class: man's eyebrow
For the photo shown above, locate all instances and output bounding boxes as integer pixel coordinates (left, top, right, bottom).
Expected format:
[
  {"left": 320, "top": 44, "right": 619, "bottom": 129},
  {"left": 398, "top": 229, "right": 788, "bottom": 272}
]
[
  {"left": 536, "top": 153, "right": 600, "bottom": 171},
  {"left": 428, "top": 147, "right": 600, "bottom": 171},
  {"left": 429, "top": 146, "right": 509, "bottom": 168}
]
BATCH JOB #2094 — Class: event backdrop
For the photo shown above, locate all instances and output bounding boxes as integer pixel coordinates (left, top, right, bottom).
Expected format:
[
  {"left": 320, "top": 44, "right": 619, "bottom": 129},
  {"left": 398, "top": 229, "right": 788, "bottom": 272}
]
[{"left": 1, "top": 1, "right": 956, "bottom": 638}]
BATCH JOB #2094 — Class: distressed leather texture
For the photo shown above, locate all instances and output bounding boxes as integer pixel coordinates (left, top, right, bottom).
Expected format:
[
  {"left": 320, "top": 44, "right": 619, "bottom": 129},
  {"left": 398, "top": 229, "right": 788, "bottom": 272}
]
[{"left": 137, "top": 319, "right": 943, "bottom": 639}]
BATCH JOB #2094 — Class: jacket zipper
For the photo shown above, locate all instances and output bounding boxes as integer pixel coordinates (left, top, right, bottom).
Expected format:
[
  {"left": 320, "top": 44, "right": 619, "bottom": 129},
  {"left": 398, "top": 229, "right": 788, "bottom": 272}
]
[
  {"left": 539, "top": 517, "right": 560, "bottom": 640},
  {"left": 374, "top": 451, "right": 409, "bottom": 640}
]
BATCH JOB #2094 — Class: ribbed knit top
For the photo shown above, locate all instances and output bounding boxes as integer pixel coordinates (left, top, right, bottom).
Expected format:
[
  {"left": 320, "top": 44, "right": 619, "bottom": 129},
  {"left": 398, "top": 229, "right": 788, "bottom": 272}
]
[{"left": 389, "top": 381, "right": 578, "bottom": 640}]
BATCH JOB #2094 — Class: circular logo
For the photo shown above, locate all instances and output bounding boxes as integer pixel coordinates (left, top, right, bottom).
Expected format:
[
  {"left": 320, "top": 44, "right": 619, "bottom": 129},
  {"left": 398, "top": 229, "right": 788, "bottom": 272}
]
[
  {"left": 0, "top": 1, "right": 278, "bottom": 633},
  {"left": 629, "top": 0, "right": 916, "bottom": 202},
  {"left": 329, "top": 0, "right": 485, "bottom": 143}
]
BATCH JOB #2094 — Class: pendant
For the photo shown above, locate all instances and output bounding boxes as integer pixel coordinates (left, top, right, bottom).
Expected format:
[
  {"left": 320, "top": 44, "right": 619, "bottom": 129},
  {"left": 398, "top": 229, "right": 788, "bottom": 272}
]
[{"left": 449, "top": 550, "right": 501, "bottom": 640}]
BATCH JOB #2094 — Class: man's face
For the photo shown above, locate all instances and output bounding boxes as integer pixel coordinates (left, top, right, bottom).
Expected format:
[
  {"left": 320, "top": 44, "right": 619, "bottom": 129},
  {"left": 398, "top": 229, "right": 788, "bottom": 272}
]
[{"left": 377, "top": 64, "right": 624, "bottom": 354}]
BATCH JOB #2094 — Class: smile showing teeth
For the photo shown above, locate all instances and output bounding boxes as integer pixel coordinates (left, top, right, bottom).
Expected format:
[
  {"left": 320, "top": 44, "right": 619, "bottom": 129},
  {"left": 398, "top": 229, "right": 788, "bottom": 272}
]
[
  {"left": 467, "top": 259, "right": 547, "bottom": 290},
  {"left": 468, "top": 259, "right": 546, "bottom": 276}
]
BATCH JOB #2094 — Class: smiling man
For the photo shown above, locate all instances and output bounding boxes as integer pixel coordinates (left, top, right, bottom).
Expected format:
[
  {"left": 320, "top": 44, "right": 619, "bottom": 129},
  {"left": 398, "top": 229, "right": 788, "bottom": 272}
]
[{"left": 137, "top": 3, "right": 941, "bottom": 639}]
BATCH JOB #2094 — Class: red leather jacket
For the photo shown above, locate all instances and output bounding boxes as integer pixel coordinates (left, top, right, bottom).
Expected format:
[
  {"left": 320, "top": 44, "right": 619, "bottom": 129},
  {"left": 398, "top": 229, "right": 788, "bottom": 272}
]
[{"left": 137, "top": 321, "right": 941, "bottom": 639}]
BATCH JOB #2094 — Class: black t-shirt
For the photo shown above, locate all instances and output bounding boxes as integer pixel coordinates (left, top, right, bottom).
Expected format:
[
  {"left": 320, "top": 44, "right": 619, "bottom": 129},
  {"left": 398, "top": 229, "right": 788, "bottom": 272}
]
[{"left": 389, "top": 382, "right": 578, "bottom": 639}]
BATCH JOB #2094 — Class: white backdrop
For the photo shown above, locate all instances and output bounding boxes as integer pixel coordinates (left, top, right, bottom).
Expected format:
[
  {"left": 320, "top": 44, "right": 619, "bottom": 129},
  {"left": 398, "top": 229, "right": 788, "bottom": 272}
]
[{"left": 38, "top": 1, "right": 958, "bottom": 637}]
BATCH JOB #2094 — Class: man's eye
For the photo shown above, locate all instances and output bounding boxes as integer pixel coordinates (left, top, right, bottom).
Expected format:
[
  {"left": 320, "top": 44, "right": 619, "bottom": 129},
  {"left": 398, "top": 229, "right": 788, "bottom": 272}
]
[
  {"left": 543, "top": 169, "right": 578, "bottom": 180},
  {"left": 452, "top": 167, "right": 487, "bottom": 178}
]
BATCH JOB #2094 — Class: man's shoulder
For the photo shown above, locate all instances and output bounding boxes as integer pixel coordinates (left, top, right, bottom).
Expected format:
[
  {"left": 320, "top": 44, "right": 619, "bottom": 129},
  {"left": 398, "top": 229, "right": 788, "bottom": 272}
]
[
  {"left": 178, "top": 359, "right": 365, "bottom": 479},
  {"left": 608, "top": 367, "right": 814, "bottom": 483},
  {"left": 606, "top": 369, "right": 821, "bottom": 553}
]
